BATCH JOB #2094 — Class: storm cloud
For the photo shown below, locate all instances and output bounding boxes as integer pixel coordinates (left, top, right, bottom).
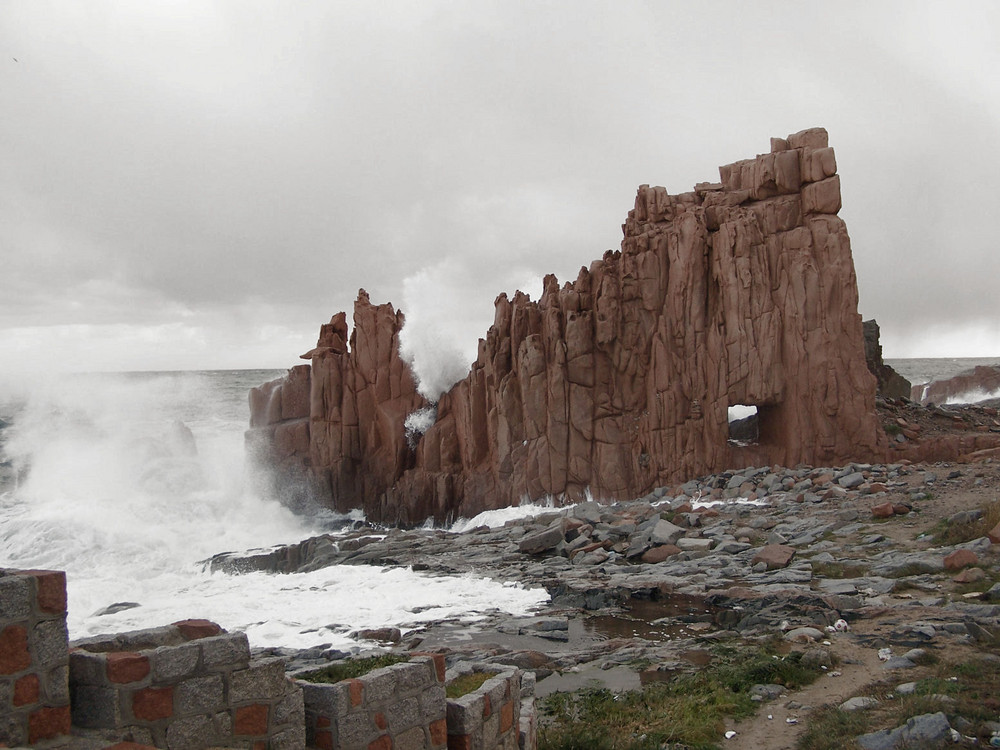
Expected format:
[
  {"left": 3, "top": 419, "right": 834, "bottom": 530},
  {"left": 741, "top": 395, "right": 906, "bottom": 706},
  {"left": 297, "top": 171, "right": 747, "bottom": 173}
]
[{"left": 2, "top": 1, "right": 998, "bottom": 374}]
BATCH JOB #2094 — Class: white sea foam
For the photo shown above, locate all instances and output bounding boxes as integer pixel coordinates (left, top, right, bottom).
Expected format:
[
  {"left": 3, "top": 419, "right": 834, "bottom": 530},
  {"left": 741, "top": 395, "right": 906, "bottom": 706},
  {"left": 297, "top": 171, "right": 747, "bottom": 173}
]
[
  {"left": 448, "top": 500, "right": 567, "bottom": 534},
  {"left": 0, "top": 371, "right": 547, "bottom": 649},
  {"left": 945, "top": 387, "right": 1000, "bottom": 405}
]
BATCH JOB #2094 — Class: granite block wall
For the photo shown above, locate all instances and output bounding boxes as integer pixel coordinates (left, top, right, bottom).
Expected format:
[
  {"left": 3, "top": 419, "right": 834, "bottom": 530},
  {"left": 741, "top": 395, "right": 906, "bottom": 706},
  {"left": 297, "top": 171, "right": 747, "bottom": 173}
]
[
  {"left": 296, "top": 654, "right": 448, "bottom": 750},
  {"left": 0, "top": 568, "right": 71, "bottom": 747},
  {"left": 444, "top": 664, "right": 522, "bottom": 750},
  {"left": 69, "top": 620, "right": 304, "bottom": 749}
]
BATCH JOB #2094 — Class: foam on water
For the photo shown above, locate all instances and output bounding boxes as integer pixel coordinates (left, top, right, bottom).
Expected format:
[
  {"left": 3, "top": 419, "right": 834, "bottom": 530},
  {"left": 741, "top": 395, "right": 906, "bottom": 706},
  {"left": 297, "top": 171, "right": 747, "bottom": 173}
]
[
  {"left": 0, "top": 371, "right": 547, "bottom": 649},
  {"left": 448, "top": 500, "right": 569, "bottom": 534}
]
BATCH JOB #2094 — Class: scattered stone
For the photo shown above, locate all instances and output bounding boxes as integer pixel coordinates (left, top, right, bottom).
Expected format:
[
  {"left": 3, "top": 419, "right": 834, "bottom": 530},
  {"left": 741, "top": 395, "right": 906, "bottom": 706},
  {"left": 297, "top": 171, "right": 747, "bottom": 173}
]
[
  {"left": 640, "top": 545, "right": 681, "bottom": 563},
  {"left": 518, "top": 525, "right": 564, "bottom": 555},
  {"left": 856, "top": 712, "right": 952, "bottom": 750},
  {"left": 840, "top": 696, "right": 879, "bottom": 711},
  {"left": 784, "top": 627, "right": 824, "bottom": 643},
  {"left": 649, "top": 520, "right": 686, "bottom": 546},
  {"left": 750, "top": 684, "right": 785, "bottom": 701},
  {"left": 752, "top": 544, "right": 796, "bottom": 570},
  {"left": 983, "top": 583, "right": 1000, "bottom": 602},
  {"left": 989, "top": 522, "right": 1000, "bottom": 545},
  {"left": 839, "top": 472, "right": 866, "bottom": 489},
  {"left": 943, "top": 549, "right": 978, "bottom": 571},
  {"left": 953, "top": 567, "right": 985, "bottom": 583},
  {"left": 92, "top": 602, "right": 141, "bottom": 616},
  {"left": 355, "top": 627, "right": 401, "bottom": 643},
  {"left": 871, "top": 502, "right": 895, "bottom": 519}
]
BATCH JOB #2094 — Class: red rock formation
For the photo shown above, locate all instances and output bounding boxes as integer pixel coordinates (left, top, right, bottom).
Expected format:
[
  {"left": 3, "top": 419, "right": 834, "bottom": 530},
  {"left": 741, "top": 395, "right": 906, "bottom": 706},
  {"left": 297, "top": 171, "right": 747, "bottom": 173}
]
[
  {"left": 250, "top": 128, "right": 888, "bottom": 524},
  {"left": 863, "top": 319, "right": 911, "bottom": 400},
  {"left": 912, "top": 365, "right": 1000, "bottom": 405}
]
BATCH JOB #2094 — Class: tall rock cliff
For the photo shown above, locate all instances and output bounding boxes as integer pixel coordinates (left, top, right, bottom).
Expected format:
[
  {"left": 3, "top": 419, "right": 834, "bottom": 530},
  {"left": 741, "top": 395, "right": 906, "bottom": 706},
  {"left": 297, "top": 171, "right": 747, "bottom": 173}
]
[{"left": 249, "top": 128, "right": 888, "bottom": 524}]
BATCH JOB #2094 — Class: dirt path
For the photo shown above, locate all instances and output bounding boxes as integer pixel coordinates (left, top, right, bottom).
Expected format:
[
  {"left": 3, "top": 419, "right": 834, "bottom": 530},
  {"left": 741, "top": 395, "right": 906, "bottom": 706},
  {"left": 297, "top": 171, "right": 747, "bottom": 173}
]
[{"left": 723, "top": 637, "right": 884, "bottom": 749}]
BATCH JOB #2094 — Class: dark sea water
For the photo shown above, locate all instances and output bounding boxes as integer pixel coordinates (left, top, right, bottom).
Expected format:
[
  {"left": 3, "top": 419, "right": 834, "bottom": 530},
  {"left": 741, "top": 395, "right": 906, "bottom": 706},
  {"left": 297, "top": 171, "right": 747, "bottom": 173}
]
[{"left": 885, "top": 357, "right": 1000, "bottom": 388}]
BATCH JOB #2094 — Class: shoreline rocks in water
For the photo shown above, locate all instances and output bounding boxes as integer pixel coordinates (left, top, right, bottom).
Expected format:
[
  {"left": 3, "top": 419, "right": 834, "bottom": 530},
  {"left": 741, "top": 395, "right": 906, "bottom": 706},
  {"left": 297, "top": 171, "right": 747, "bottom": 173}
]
[
  {"left": 236, "top": 454, "right": 1000, "bottom": 747},
  {"left": 214, "top": 456, "right": 1000, "bottom": 671}
]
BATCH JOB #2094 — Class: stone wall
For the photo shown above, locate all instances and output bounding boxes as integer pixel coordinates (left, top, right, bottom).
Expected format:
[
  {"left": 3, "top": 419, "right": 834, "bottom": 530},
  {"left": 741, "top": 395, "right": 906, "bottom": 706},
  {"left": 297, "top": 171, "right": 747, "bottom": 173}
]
[
  {"left": 445, "top": 664, "right": 522, "bottom": 750},
  {"left": 0, "top": 569, "right": 540, "bottom": 750},
  {"left": 249, "top": 127, "right": 888, "bottom": 525},
  {"left": 295, "top": 654, "right": 448, "bottom": 750},
  {"left": 69, "top": 621, "right": 304, "bottom": 749},
  {"left": 0, "top": 568, "right": 71, "bottom": 747}
]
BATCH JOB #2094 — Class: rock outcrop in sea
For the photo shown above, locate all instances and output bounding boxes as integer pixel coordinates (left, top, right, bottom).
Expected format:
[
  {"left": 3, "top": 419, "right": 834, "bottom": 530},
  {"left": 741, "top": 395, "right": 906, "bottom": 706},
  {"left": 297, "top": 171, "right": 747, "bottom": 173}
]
[
  {"left": 249, "top": 128, "right": 889, "bottom": 524},
  {"left": 913, "top": 364, "right": 1000, "bottom": 406}
]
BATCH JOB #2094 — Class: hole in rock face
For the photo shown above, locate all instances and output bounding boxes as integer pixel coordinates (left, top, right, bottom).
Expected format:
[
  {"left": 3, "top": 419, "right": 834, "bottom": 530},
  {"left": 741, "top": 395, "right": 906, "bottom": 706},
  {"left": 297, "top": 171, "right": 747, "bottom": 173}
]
[{"left": 728, "top": 404, "right": 759, "bottom": 445}]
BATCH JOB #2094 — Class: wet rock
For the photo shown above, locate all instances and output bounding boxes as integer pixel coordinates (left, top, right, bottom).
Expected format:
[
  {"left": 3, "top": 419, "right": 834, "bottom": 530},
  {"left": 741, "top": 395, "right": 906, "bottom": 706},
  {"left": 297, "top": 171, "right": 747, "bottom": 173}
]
[
  {"left": 93, "top": 602, "right": 142, "bottom": 617},
  {"left": 355, "top": 627, "right": 401, "bottom": 643}
]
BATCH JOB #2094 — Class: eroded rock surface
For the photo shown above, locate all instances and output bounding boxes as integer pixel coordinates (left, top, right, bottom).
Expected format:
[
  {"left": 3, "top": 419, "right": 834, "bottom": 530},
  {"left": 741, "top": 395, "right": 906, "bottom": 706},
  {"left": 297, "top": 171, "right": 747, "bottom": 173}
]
[{"left": 250, "top": 128, "right": 888, "bottom": 523}]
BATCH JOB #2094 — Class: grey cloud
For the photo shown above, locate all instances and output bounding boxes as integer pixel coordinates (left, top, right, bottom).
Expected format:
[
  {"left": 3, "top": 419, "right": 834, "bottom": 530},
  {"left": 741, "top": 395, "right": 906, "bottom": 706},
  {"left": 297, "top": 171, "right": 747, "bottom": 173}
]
[{"left": 1, "top": 1, "right": 998, "bottom": 372}]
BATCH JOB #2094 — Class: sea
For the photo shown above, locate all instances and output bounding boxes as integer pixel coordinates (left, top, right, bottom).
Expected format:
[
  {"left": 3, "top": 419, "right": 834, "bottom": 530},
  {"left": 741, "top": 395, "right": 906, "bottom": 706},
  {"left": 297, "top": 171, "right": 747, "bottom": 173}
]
[
  {"left": 0, "top": 369, "right": 547, "bottom": 651},
  {"left": 0, "top": 358, "right": 997, "bottom": 652}
]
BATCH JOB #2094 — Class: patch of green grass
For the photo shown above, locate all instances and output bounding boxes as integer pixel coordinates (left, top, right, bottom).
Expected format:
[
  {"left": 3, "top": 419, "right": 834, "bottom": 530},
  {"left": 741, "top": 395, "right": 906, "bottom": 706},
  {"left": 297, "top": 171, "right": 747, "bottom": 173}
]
[
  {"left": 796, "top": 706, "right": 867, "bottom": 750},
  {"left": 930, "top": 500, "right": 1000, "bottom": 545},
  {"left": 798, "top": 655, "right": 1000, "bottom": 749},
  {"left": 447, "top": 671, "right": 498, "bottom": 699},
  {"left": 539, "top": 643, "right": 823, "bottom": 750},
  {"left": 883, "top": 423, "right": 902, "bottom": 436},
  {"left": 299, "top": 653, "right": 409, "bottom": 684}
]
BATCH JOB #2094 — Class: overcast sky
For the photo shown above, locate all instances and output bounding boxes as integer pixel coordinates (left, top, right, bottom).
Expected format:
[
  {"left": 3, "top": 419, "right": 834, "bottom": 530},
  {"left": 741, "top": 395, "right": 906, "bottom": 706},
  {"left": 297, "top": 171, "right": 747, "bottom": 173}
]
[{"left": 2, "top": 1, "right": 998, "bottom": 377}]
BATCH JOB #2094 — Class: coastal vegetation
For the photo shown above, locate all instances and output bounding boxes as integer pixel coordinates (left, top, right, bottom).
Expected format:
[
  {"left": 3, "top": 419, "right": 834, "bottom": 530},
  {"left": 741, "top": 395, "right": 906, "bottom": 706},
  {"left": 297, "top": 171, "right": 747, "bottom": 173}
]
[{"left": 538, "top": 641, "right": 822, "bottom": 749}]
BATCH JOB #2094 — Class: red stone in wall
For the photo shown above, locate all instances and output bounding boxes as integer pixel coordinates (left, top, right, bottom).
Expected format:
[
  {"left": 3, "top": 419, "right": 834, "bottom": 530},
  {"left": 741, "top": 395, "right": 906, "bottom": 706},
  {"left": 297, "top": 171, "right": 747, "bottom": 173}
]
[
  {"left": 27, "top": 705, "right": 71, "bottom": 743},
  {"left": 13, "top": 673, "right": 40, "bottom": 706},
  {"left": 347, "top": 678, "right": 364, "bottom": 707},
  {"left": 0, "top": 625, "right": 31, "bottom": 675},
  {"left": 234, "top": 704, "right": 269, "bottom": 736},
  {"left": 132, "top": 687, "right": 174, "bottom": 721},
  {"left": 22, "top": 570, "right": 67, "bottom": 614},
  {"left": 500, "top": 700, "right": 514, "bottom": 733},
  {"left": 173, "top": 619, "right": 223, "bottom": 640},
  {"left": 429, "top": 718, "right": 448, "bottom": 745},
  {"left": 106, "top": 652, "right": 151, "bottom": 684}
]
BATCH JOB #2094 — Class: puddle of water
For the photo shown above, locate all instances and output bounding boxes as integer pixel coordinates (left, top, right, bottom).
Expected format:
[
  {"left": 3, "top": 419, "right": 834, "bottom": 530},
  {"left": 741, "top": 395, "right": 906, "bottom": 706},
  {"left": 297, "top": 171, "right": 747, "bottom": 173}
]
[
  {"left": 581, "top": 596, "right": 718, "bottom": 642},
  {"left": 535, "top": 663, "right": 641, "bottom": 698}
]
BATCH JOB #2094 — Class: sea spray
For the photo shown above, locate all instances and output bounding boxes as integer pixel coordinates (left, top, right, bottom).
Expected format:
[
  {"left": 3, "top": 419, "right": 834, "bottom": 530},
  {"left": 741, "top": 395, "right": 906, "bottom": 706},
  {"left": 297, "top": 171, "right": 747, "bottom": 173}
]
[{"left": 0, "top": 370, "right": 547, "bottom": 649}]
